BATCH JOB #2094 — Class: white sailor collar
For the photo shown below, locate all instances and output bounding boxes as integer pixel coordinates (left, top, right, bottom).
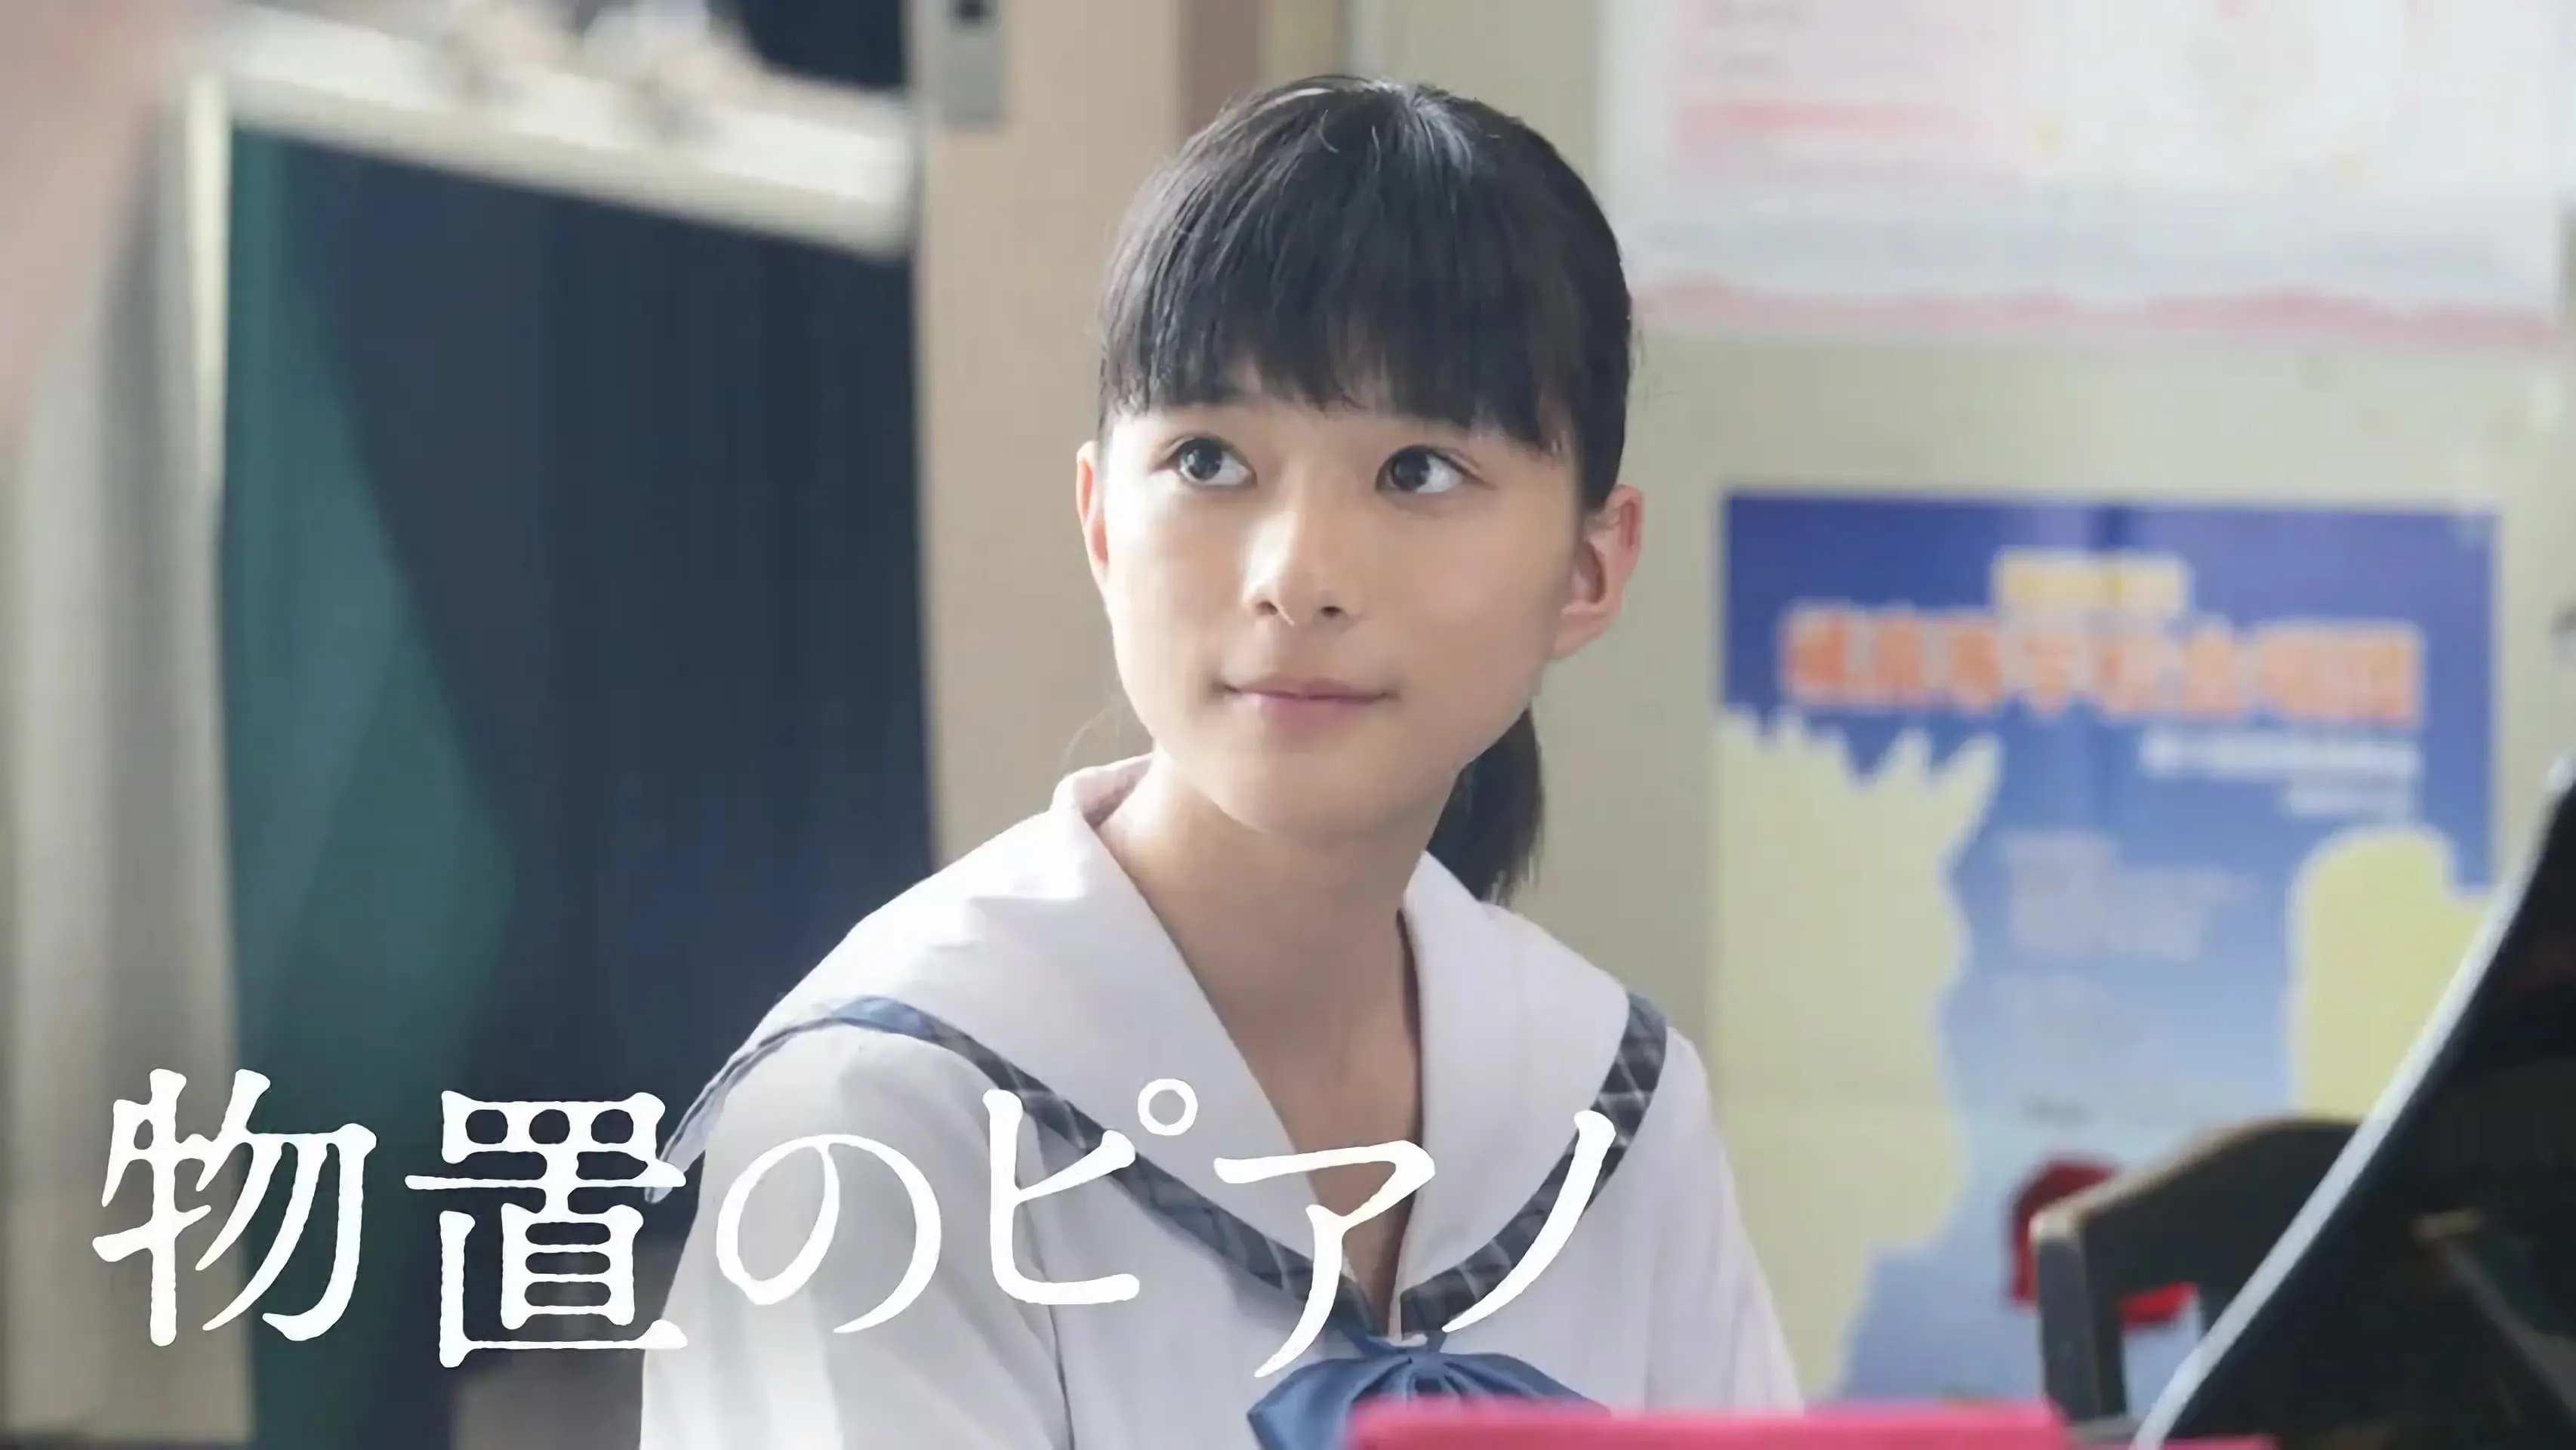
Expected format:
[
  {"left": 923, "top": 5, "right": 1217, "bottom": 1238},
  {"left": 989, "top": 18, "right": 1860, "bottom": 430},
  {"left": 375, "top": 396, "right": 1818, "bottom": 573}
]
[{"left": 664, "top": 757, "right": 1642, "bottom": 1304}]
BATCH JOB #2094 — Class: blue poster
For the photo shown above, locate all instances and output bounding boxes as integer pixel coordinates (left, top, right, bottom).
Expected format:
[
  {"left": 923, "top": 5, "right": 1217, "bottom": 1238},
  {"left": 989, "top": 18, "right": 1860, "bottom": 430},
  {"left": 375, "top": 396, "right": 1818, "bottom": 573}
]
[{"left": 1710, "top": 489, "right": 2494, "bottom": 1405}]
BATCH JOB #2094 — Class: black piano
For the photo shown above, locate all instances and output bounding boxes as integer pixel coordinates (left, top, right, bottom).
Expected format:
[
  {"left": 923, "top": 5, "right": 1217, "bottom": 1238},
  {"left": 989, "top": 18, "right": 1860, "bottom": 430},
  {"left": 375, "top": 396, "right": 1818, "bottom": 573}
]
[{"left": 2033, "top": 760, "right": 2576, "bottom": 1449}]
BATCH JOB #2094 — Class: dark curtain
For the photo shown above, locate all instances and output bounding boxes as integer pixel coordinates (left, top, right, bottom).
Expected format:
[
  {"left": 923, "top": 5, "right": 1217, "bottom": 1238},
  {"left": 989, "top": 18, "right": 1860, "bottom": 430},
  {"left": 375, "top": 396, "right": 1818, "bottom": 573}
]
[{"left": 220, "top": 4, "right": 926, "bottom": 1446}]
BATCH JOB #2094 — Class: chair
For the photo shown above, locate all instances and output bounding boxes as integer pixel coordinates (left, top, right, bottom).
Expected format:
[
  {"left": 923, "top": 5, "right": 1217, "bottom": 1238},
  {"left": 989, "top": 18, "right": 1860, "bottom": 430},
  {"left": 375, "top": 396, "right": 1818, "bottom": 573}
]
[
  {"left": 2035, "top": 761, "right": 2576, "bottom": 1449},
  {"left": 2029, "top": 1117, "right": 2356, "bottom": 1440}
]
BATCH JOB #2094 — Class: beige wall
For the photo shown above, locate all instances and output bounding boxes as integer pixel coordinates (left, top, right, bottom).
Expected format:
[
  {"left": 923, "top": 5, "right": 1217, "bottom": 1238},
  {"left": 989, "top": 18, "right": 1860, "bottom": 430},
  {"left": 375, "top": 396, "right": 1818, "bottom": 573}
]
[
  {"left": 915, "top": 1, "right": 1184, "bottom": 860},
  {"left": 1354, "top": 0, "right": 2576, "bottom": 1038},
  {"left": 914, "top": 0, "right": 1346, "bottom": 861}
]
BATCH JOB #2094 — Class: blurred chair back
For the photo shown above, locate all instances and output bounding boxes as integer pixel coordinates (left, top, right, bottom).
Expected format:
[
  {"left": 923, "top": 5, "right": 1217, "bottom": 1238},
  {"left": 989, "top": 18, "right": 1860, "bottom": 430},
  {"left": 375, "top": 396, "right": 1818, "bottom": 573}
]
[
  {"left": 2030, "top": 1118, "right": 2355, "bottom": 1440},
  {"left": 2036, "top": 763, "right": 2576, "bottom": 1449}
]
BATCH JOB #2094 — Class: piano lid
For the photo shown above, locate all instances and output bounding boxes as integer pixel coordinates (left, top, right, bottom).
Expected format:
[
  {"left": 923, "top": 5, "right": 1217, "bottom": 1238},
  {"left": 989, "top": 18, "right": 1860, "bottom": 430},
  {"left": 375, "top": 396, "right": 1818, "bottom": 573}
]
[{"left": 2135, "top": 760, "right": 2576, "bottom": 1450}]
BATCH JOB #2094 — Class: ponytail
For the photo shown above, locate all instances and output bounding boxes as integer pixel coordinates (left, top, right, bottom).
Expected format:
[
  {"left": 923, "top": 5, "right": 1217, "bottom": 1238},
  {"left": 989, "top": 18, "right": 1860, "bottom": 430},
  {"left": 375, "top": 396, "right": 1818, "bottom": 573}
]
[{"left": 1428, "top": 709, "right": 1544, "bottom": 904}]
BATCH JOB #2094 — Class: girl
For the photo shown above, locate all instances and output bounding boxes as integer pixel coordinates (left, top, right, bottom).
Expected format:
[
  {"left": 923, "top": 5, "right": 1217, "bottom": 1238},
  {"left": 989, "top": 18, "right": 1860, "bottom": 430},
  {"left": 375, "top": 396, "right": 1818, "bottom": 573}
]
[{"left": 639, "top": 76, "right": 1798, "bottom": 1448}]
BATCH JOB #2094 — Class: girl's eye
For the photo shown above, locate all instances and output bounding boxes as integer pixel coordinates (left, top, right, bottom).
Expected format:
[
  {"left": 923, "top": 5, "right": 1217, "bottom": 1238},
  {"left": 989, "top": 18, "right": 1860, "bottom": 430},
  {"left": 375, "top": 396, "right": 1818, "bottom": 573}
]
[
  {"left": 1383, "top": 447, "right": 1466, "bottom": 496},
  {"left": 1172, "top": 438, "right": 1252, "bottom": 488}
]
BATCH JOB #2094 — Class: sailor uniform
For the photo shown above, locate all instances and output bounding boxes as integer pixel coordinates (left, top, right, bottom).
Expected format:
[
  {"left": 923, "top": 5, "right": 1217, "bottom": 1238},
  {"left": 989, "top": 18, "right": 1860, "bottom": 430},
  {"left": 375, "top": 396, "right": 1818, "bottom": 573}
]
[{"left": 639, "top": 759, "right": 1798, "bottom": 1448}]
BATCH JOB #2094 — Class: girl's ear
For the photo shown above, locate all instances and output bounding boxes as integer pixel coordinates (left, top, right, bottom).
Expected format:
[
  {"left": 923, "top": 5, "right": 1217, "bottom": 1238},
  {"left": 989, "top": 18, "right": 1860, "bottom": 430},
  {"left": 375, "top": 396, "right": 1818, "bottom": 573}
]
[
  {"left": 1076, "top": 440, "right": 1110, "bottom": 593},
  {"left": 1552, "top": 483, "right": 1643, "bottom": 659}
]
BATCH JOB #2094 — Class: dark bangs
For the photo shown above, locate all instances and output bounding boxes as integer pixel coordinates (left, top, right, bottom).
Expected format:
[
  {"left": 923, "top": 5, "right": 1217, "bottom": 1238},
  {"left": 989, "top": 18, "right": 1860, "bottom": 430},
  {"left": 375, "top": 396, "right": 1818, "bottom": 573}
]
[{"left": 1095, "top": 77, "right": 1633, "bottom": 506}]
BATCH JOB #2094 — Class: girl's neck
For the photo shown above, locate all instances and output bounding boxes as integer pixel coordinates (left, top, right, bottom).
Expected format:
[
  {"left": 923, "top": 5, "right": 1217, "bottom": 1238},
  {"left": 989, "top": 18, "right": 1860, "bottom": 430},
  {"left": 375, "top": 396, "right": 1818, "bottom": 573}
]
[{"left": 1095, "top": 752, "right": 1435, "bottom": 1066}]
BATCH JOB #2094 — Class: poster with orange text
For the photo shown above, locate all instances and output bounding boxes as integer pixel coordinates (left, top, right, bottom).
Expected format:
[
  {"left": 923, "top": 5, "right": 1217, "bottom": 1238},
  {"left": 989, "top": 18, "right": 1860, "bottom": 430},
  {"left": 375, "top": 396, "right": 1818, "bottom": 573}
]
[{"left": 1710, "top": 489, "right": 2494, "bottom": 1399}]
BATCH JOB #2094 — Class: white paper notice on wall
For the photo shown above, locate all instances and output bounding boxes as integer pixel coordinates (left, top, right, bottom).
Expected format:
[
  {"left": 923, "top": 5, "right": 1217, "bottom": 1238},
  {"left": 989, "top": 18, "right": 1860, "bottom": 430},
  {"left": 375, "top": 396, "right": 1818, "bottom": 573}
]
[{"left": 1599, "top": 0, "right": 2567, "bottom": 348}]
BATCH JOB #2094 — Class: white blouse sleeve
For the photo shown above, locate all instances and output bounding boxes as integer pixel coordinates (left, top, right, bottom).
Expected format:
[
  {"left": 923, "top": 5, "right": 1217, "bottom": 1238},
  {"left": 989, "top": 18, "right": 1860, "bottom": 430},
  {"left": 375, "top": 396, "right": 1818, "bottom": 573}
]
[
  {"left": 640, "top": 1030, "right": 1071, "bottom": 1450},
  {"left": 1647, "top": 1033, "right": 1805, "bottom": 1413}
]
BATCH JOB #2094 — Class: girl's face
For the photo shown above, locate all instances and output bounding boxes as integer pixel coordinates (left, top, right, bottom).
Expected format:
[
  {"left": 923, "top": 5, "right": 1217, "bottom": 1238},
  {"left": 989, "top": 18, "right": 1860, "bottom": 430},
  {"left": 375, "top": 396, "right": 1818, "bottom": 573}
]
[{"left": 1077, "top": 394, "right": 1641, "bottom": 846}]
